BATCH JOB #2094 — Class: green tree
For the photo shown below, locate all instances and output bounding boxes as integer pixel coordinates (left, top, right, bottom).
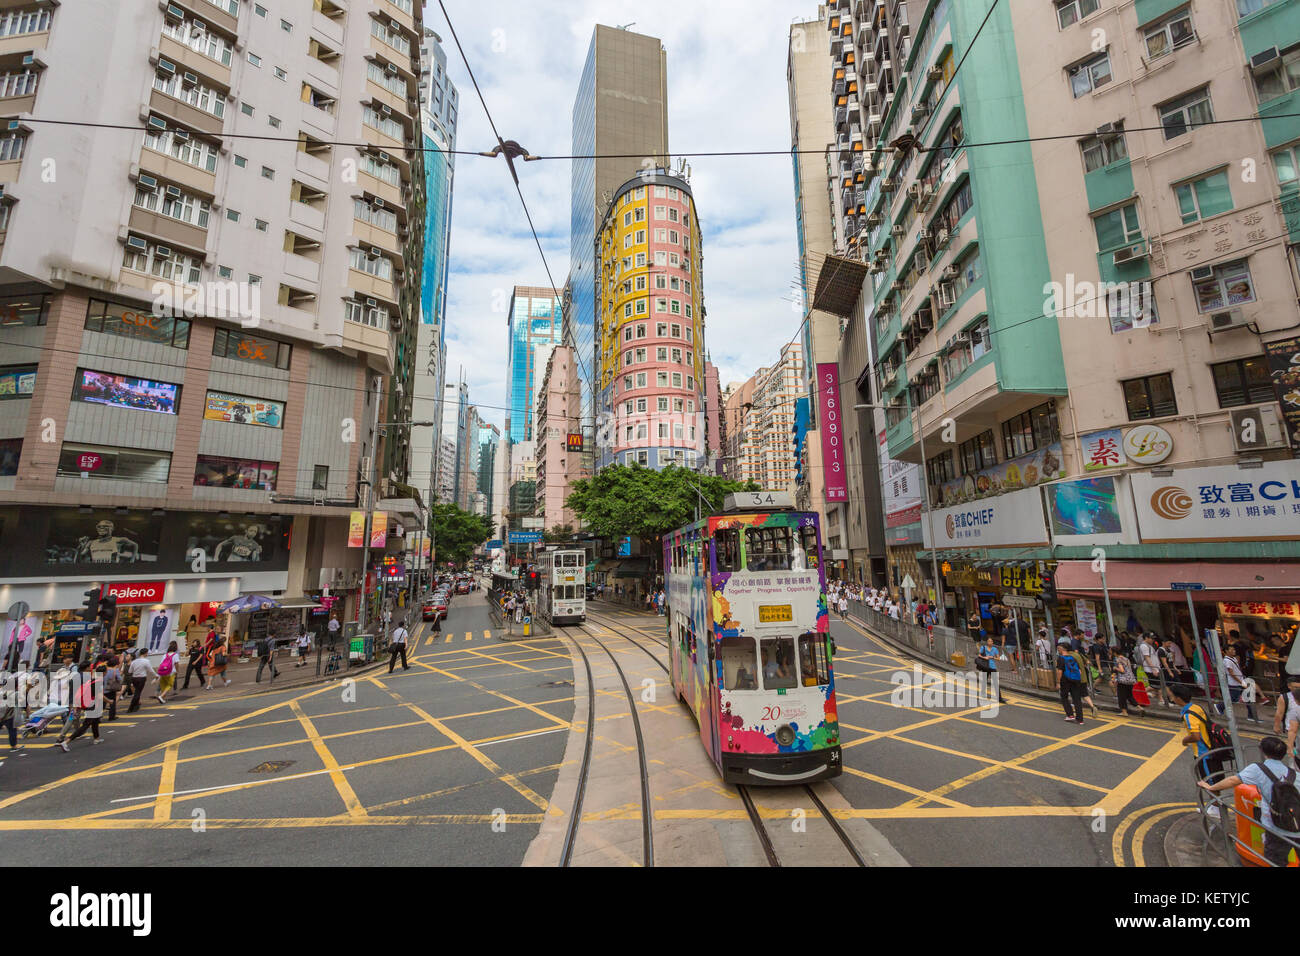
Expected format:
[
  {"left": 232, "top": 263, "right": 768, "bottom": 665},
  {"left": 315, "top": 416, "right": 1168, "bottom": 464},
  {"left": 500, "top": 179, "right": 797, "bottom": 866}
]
[
  {"left": 566, "top": 464, "right": 753, "bottom": 540},
  {"left": 429, "top": 503, "right": 494, "bottom": 566},
  {"left": 543, "top": 523, "right": 575, "bottom": 543}
]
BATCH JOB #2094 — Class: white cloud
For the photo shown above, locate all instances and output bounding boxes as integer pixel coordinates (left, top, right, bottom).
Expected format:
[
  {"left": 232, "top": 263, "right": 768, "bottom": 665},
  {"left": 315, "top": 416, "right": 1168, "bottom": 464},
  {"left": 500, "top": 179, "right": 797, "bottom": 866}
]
[{"left": 432, "top": 0, "right": 811, "bottom": 427}]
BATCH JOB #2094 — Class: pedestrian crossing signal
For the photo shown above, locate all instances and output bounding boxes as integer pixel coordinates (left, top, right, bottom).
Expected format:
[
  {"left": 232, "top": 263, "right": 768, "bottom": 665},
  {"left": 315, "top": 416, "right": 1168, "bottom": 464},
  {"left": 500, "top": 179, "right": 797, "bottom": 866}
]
[{"left": 77, "top": 587, "right": 100, "bottom": 623}]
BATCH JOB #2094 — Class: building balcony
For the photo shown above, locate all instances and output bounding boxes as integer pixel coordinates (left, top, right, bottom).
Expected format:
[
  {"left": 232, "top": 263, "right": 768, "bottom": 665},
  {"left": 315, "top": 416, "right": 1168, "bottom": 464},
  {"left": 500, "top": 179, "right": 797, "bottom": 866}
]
[
  {"left": 138, "top": 146, "right": 217, "bottom": 196},
  {"left": 177, "top": 0, "right": 239, "bottom": 37},
  {"left": 358, "top": 169, "right": 403, "bottom": 208},
  {"left": 311, "top": 8, "right": 345, "bottom": 49},
  {"left": 293, "top": 147, "right": 331, "bottom": 186},
  {"left": 353, "top": 219, "right": 401, "bottom": 256},
  {"left": 348, "top": 268, "right": 396, "bottom": 303},
  {"left": 361, "top": 121, "right": 405, "bottom": 156},
  {"left": 0, "top": 30, "right": 49, "bottom": 60},
  {"left": 289, "top": 199, "right": 326, "bottom": 235},
  {"left": 0, "top": 89, "right": 35, "bottom": 116},
  {"left": 157, "top": 34, "right": 232, "bottom": 89},
  {"left": 126, "top": 206, "right": 208, "bottom": 255},
  {"left": 305, "top": 56, "right": 341, "bottom": 96},
  {"left": 148, "top": 88, "right": 224, "bottom": 137},
  {"left": 378, "top": 0, "right": 415, "bottom": 35},
  {"left": 342, "top": 314, "right": 394, "bottom": 372},
  {"left": 283, "top": 250, "right": 321, "bottom": 285},
  {"left": 300, "top": 102, "right": 336, "bottom": 140}
]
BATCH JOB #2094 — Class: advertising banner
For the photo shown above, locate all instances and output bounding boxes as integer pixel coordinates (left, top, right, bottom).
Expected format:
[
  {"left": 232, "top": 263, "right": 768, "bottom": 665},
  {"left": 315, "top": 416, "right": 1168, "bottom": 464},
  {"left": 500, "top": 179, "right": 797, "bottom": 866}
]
[
  {"left": 939, "top": 442, "right": 1065, "bottom": 506},
  {"left": 1130, "top": 461, "right": 1300, "bottom": 541},
  {"left": 923, "top": 486, "right": 1050, "bottom": 549},
  {"left": 1045, "top": 476, "right": 1123, "bottom": 537},
  {"left": 73, "top": 369, "right": 179, "bottom": 415},
  {"left": 347, "top": 511, "right": 366, "bottom": 548},
  {"left": 203, "top": 391, "right": 284, "bottom": 428},
  {"left": 45, "top": 509, "right": 162, "bottom": 566},
  {"left": 1264, "top": 336, "right": 1300, "bottom": 455},
  {"left": 1080, "top": 429, "right": 1125, "bottom": 471},
  {"left": 370, "top": 512, "right": 388, "bottom": 549},
  {"left": 141, "top": 607, "right": 178, "bottom": 655},
  {"left": 879, "top": 429, "right": 922, "bottom": 529},
  {"left": 816, "top": 363, "right": 848, "bottom": 502}
]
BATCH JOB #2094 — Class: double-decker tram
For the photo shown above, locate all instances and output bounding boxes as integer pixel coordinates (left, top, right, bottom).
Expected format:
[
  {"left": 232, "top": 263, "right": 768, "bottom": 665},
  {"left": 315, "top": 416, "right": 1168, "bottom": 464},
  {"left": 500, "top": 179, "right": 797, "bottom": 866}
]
[
  {"left": 537, "top": 548, "right": 587, "bottom": 625},
  {"left": 664, "top": 491, "right": 840, "bottom": 784}
]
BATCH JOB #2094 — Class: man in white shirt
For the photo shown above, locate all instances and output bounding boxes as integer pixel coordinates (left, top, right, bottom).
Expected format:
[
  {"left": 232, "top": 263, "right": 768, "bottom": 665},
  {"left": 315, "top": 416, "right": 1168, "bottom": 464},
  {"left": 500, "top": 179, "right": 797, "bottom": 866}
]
[
  {"left": 888, "top": 602, "right": 900, "bottom": 621},
  {"left": 126, "top": 652, "right": 157, "bottom": 713},
  {"left": 388, "top": 618, "right": 409, "bottom": 673},
  {"left": 1218, "top": 646, "right": 1258, "bottom": 722}
]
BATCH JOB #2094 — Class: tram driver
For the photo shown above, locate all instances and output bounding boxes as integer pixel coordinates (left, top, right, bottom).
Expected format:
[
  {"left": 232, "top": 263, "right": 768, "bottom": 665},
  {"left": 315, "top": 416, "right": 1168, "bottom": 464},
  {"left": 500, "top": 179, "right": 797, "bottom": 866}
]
[{"left": 734, "top": 664, "right": 757, "bottom": 690}]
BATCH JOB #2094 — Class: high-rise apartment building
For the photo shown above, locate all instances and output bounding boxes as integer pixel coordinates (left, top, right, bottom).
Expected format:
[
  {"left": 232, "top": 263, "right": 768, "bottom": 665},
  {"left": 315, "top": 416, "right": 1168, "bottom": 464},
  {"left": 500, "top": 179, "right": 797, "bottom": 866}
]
[
  {"left": 410, "top": 28, "right": 458, "bottom": 510},
  {"left": 567, "top": 25, "right": 670, "bottom": 461},
  {"left": 0, "top": 0, "right": 428, "bottom": 636},
  {"left": 816, "top": 0, "right": 1300, "bottom": 634},
  {"left": 535, "top": 346, "right": 582, "bottom": 529},
  {"left": 505, "top": 285, "right": 562, "bottom": 444},
  {"left": 724, "top": 344, "right": 805, "bottom": 492},
  {"left": 441, "top": 377, "right": 468, "bottom": 507},
  {"left": 596, "top": 171, "right": 706, "bottom": 470}
]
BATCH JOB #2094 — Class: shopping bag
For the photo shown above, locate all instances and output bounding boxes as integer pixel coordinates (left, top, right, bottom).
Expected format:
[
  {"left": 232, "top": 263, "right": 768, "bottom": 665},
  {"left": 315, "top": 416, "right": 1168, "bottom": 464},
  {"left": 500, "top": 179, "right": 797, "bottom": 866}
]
[{"left": 1132, "top": 681, "right": 1151, "bottom": 707}]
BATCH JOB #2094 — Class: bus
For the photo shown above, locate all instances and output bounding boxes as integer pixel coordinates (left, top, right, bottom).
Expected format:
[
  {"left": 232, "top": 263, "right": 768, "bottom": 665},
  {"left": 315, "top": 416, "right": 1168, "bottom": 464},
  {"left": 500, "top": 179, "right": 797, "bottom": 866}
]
[
  {"left": 537, "top": 548, "right": 586, "bottom": 625},
  {"left": 664, "top": 491, "right": 840, "bottom": 784}
]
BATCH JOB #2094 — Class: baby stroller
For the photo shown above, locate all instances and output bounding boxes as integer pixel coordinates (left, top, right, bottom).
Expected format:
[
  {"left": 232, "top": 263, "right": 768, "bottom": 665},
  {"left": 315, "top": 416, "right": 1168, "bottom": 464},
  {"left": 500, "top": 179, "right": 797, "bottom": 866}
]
[{"left": 20, "top": 704, "right": 69, "bottom": 738}]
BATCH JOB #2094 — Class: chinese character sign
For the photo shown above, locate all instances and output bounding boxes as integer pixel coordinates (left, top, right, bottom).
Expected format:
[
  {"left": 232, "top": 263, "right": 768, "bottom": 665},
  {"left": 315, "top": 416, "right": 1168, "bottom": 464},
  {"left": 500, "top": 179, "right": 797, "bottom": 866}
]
[
  {"left": 1081, "top": 429, "right": 1126, "bottom": 471},
  {"left": 817, "top": 363, "right": 848, "bottom": 502}
]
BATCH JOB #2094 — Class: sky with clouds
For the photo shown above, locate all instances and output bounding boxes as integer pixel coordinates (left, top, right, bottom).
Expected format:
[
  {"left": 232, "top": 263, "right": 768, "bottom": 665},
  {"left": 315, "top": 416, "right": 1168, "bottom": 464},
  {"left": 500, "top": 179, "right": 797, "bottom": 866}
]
[{"left": 429, "top": 0, "right": 817, "bottom": 431}]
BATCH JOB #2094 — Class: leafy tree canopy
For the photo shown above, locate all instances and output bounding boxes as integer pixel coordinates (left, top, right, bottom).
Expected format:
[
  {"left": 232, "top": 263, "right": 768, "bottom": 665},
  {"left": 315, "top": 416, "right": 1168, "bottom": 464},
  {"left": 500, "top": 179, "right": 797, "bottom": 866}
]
[
  {"left": 565, "top": 464, "right": 754, "bottom": 540},
  {"left": 543, "top": 523, "right": 576, "bottom": 543},
  {"left": 429, "top": 503, "right": 494, "bottom": 565}
]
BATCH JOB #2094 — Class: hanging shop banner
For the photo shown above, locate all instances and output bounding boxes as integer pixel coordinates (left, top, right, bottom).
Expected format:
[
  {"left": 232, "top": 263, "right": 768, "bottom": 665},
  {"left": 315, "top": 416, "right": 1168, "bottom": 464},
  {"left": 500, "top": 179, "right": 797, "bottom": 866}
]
[
  {"left": 370, "top": 512, "right": 388, "bottom": 549},
  {"left": 1080, "top": 429, "right": 1125, "bottom": 471},
  {"left": 1264, "top": 336, "right": 1300, "bottom": 456},
  {"left": 922, "top": 485, "right": 1050, "bottom": 549},
  {"left": 816, "top": 363, "right": 848, "bottom": 502},
  {"left": 203, "top": 390, "right": 285, "bottom": 428},
  {"left": 1130, "top": 461, "right": 1300, "bottom": 542},
  {"left": 938, "top": 443, "right": 1065, "bottom": 506},
  {"left": 347, "top": 511, "right": 366, "bottom": 548}
]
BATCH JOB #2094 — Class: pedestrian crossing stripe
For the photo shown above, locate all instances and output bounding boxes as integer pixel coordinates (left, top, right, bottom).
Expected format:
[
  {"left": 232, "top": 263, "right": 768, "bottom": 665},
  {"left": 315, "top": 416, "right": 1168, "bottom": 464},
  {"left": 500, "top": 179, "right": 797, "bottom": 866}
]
[{"left": 483, "top": 630, "right": 491, "bottom": 642}]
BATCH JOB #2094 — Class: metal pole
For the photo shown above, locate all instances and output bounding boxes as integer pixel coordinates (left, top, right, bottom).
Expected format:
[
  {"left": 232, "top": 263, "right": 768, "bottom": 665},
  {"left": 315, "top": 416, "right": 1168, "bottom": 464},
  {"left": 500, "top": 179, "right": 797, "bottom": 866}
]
[
  {"left": 357, "top": 377, "right": 382, "bottom": 635},
  {"left": 1191, "top": 593, "right": 1245, "bottom": 768},
  {"left": 913, "top": 405, "right": 945, "bottom": 624},
  {"left": 1099, "top": 566, "right": 1118, "bottom": 647}
]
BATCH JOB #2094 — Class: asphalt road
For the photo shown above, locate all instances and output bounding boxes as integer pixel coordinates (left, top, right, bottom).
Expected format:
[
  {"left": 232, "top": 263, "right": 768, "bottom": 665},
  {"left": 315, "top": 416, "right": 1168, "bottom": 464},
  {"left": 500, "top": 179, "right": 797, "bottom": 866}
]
[{"left": 1, "top": 591, "right": 1208, "bottom": 866}]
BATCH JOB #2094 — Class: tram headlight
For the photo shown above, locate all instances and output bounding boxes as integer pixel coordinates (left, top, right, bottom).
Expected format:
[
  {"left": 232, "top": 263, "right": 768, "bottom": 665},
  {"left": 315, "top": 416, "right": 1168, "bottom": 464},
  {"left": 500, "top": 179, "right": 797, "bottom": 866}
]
[{"left": 775, "top": 724, "right": 796, "bottom": 747}]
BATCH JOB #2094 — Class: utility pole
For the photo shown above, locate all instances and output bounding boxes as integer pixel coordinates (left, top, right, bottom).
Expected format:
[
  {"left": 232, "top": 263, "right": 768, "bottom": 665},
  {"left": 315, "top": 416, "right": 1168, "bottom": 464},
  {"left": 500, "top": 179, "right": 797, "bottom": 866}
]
[{"left": 357, "top": 376, "right": 382, "bottom": 636}]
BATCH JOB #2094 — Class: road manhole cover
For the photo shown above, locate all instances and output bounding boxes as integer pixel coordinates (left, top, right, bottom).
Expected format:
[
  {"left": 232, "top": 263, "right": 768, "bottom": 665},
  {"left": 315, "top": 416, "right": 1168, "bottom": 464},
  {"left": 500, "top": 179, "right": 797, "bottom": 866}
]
[
  {"left": 539, "top": 680, "right": 573, "bottom": 688},
  {"left": 249, "top": 760, "right": 296, "bottom": 773}
]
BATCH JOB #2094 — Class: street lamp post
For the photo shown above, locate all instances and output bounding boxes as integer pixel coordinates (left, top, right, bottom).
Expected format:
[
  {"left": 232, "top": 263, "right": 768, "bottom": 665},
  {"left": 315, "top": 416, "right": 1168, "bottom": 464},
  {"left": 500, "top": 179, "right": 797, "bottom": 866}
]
[{"left": 853, "top": 401, "right": 945, "bottom": 622}]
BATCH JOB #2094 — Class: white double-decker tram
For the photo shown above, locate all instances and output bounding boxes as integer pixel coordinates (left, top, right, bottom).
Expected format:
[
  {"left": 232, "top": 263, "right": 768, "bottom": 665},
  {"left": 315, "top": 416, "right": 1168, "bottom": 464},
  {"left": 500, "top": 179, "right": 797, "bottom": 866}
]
[{"left": 537, "top": 548, "right": 587, "bottom": 625}]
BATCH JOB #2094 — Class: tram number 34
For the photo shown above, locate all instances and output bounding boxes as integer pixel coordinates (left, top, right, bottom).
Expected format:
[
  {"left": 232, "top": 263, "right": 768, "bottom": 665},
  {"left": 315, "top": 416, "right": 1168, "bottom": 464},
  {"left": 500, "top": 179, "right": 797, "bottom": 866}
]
[{"left": 760, "top": 706, "right": 782, "bottom": 721}]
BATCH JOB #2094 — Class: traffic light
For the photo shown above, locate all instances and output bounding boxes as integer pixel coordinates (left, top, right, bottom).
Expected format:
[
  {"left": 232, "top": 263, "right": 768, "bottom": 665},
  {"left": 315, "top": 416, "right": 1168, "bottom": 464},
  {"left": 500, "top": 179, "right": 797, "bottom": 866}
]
[
  {"left": 526, "top": 570, "right": 540, "bottom": 590},
  {"left": 96, "top": 592, "right": 118, "bottom": 623},
  {"left": 77, "top": 587, "right": 100, "bottom": 623}
]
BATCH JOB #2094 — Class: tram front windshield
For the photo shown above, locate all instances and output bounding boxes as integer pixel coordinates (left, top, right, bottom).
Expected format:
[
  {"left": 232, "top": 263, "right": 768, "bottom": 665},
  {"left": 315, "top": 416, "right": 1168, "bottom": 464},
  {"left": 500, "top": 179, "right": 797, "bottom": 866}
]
[{"left": 721, "top": 632, "right": 827, "bottom": 690}]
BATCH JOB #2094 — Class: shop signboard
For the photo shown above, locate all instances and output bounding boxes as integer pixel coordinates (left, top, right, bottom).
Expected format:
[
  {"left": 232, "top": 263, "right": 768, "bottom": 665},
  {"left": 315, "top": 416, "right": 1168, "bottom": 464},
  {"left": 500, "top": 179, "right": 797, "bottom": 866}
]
[
  {"left": 1122, "top": 423, "right": 1173, "bottom": 466},
  {"left": 816, "top": 363, "right": 848, "bottom": 502},
  {"left": 999, "top": 565, "right": 1043, "bottom": 594},
  {"left": 923, "top": 486, "right": 1050, "bottom": 549},
  {"left": 509, "top": 531, "right": 542, "bottom": 543},
  {"left": 1130, "top": 461, "right": 1300, "bottom": 542},
  {"left": 104, "top": 581, "right": 166, "bottom": 605},
  {"left": 1263, "top": 336, "right": 1300, "bottom": 456},
  {"left": 1080, "top": 429, "right": 1125, "bottom": 471}
]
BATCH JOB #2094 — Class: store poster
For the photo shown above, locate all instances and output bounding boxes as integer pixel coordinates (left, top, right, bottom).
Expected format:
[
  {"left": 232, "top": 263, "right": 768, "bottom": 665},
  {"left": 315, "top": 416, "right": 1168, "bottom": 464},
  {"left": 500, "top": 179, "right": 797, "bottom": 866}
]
[
  {"left": 73, "top": 369, "right": 179, "bottom": 414},
  {"left": 879, "top": 429, "right": 922, "bottom": 529},
  {"left": 1074, "top": 599, "right": 1098, "bottom": 639},
  {"left": 184, "top": 514, "right": 285, "bottom": 564},
  {"left": 2, "top": 614, "right": 41, "bottom": 666},
  {"left": 203, "top": 390, "right": 285, "bottom": 428},
  {"left": 45, "top": 509, "right": 162, "bottom": 566},
  {"left": 1046, "top": 476, "right": 1123, "bottom": 536},
  {"left": 1263, "top": 336, "right": 1300, "bottom": 455},
  {"left": 141, "top": 608, "right": 177, "bottom": 655},
  {"left": 1080, "top": 429, "right": 1125, "bottom": 471}
]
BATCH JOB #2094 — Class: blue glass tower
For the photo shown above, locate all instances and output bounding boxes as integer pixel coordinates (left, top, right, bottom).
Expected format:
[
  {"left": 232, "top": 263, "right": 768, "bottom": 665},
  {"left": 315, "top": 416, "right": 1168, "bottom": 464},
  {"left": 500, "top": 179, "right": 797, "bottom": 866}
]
[{"left": 506, "top": 287, "right": 563, "bottom": 445}]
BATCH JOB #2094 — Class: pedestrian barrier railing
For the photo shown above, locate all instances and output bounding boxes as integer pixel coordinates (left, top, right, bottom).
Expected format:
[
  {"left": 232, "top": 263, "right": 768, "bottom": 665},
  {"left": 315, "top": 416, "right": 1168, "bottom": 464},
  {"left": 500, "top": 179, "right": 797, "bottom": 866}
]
[{"left": 1193, "top": 744, "right": 1300, "bottom": 867}]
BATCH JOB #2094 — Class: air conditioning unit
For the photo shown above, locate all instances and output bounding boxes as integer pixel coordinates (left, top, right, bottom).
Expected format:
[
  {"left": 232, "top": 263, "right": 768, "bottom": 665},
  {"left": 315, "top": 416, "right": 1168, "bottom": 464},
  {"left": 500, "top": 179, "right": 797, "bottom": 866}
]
[
  {"left": 389, "top": 313, "right": 403, "bottom": 332},
  {"left": 125, "top": 235, "right": 148, "bottom": 251},
  {"left": 390, "top": 18, "right": 401, "bottom": 30},
  {"left": 907, "top": 183, "right": 922, "bottom": 200},
  {"left": 914, "top": 252, "right": 929, "bottom": 270},
  {"left": 192, "top": 18, "right": 207, "bottom": 31},
  {"left": 1209, "top": 308, "right": 1248, "bottom": 332},
  {"left": 181, "top": 71, "right": 199, "bottom": 87},
  {"left": 1189, "top": 265, "right": 1215, "bottom": 281},
  {"left": 1096, "top": 121, "right": 1119, "bottom": 137},
  {"left": 165, "top": 184, "right": 183, "bottom": 198},
  {"left": 936, "top": 227, "right": 950, "bottom": 244},
  {"left": 1251, "top": 46, "right": 1280, "bottom": 74},
  {"left": 365, "top": 297, "right": 378, "bottom": 307},
  {"left": 882, "top": 178, "right": 897, "bottom": 190},
  {"left": 917, "top": 228, "right": 932, "bottom": 241},
  {"left": 156, "top": 58, "right": 176, "bottom": 75},
  {"left": 147, "top": 115, "right": 167, "bottom": 130},
  {"left": 164, "top": 3, "right": 185, "bottom": 21},
  {"left": 1231, "top": 405, "right": 1285, "bottom": 451},
  {"left": 369, "top": 245, "right": 384, "bottom": 257},
  {"left": 155, "top": 245, "right": 172, "bottom": 258},
  {"left": 927, "top": 65, "right": 943, "bottom": 82},
  {"left": 1112, "top": 244, "right": 1147, "bottom": 265},
  {"left": 891, "top": 224, "right": 906, "bottom": 236},
  {"left": 378, "top": 151, "right": 391, "bottom": 162},
  {"left": 172, "top": 128, "right": 190, "bottom": 141},
  {"left": 385, "top": 63, "right": 399, "bottom": 76},
  {"left": 866, "top": 213, "right": 882, "bottom": 227},
  {"left": 942, "top": 264, "right": 959, "bottom": 280},
  {"left": 911, "top": 104, "right": 929, "bottom": 122},
  {"left": 374, "top": 197, "right": 385, "bottom": 208},
  {"left": 869, "top": 262, "right": 884, "bottom": 274},
  {"left": 138, "top": 174, "right": 159, "bottom": 189},
  {"left": 380, "top": 104, "right": 392, "bottom": 115}
]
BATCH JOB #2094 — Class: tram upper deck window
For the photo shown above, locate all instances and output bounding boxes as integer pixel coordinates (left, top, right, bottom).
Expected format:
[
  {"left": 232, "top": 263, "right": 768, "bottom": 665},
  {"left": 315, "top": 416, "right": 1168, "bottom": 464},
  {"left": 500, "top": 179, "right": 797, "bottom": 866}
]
[
  {"left": 721, "top": 636, "right": 758, "bottom": 690},
  {"left": 745, "top": 526, "right": 794, "bottom": 572},
  {"left": 798, "top": 632, "right": 829, "bottom": 687},
  {"left": 760, "top": 636, "right": 797, "bottom": 689},
  {"left": 715, "top": 528, "right": 741, "bottom": 572},
  {"left": 798, "top": 524, "right": 819, "bottom": 571}
]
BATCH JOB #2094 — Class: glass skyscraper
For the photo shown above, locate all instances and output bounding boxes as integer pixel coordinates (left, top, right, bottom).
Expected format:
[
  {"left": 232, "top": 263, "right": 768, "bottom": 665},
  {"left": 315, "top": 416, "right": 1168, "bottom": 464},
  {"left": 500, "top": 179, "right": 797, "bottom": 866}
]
[{"left": 506, "top": 286, "right": 563, "bottom": 445}]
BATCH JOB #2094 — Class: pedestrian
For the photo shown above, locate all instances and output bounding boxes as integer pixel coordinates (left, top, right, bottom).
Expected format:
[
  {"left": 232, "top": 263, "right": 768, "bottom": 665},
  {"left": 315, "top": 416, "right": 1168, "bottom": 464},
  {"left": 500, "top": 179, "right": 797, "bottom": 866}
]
[
  {"left": 837, "top": 593, "right": 848, "bottom": 621},
  {"left": 207, "top": 632, "right": 231, "bottom": 688},
  {"left": 1274, "top": 674, "right": 1300, "bottom": 766},
  {"left": 119, "top": 648, "right": 135, "bottom": 700},
  {"left": 181, "top": 640, "right": 206, "bottom": 689},
  {"left": 156, "top": 640, "right": 179, "bottom": 704},
  {"left": 1217, "top": 645, "right": 1258, "bottom": 723},
  {"left": 1199, "top": 736, "right": 1300, "bottom": 867},
  {"left": 967, "top": 609, "right": 983, "bottom": 641},
  {"left": 1174, "top": 682, "right": 1224, "bottom": 785},
  {"left": 255, "top": 632, "right": 279, "bottom": 683},
  {"left": 505, "top": 593, "right": 517, "bottom": 635},
  {"left": 1, "top": 663, "right": 24, "bottom": 753},
  {"left": 887, "top": 600, "right": 900, "bottom": 621},
  {"left": 977, "top": 635, "right": 1007, "bottom": 704},
  {"left": 1055, "top": 636, "right": 1087, "bottom": 725},
  {"left": 296, "top": 626, "right": 311, "bottom": 667},
  {"left": 1113, "top": 651, "right": 1144, "bottom": 717},
  {"left": 57, "top": 662, "right": 102, "bottom": 751},
  {"left": 1034, "top": 626, "right": 1052, "bottom": 670},
  {"left": 126, "top": 649, "right": 157, "bottom": 713},
  {"left": 327, "top": 613, "right": 341, "bottom": 646},
  {"left": 1138, "top": 633, "right": 1170, "bottom": 706},
  {"left": 388, "top": 618, "right": 410, "bottom": 673}
]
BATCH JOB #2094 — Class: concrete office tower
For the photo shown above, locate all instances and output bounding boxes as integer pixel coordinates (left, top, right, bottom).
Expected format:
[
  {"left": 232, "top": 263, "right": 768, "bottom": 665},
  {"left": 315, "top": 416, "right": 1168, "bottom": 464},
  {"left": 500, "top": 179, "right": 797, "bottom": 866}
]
[
  {"left": 535, "top": 346, "right": 583, "bottom": 530},
  {"left": 596, "top": 170, "right": 705, "bottom": 470},
  {"left": 817, "top": 0, "right": 1300, "bottom": 622},
  {"left": 505, "top": 286, "right": 563, "bottom": 444},
  {"left": 0, "top": 0, "right": 429, "bottom": 627},
  {"left": 567, "top": 25, "right": 670, "bottom": 463},
  {"left": 409, "top": 28, "right": 458, "bottom": 511},
  {"left": 474, "top": 421, "right": 498, "bottom": 520}
]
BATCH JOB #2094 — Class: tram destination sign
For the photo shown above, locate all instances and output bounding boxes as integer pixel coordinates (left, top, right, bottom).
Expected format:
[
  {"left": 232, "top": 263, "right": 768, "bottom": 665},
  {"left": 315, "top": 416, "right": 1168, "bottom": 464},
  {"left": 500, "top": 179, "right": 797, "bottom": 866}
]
[{"left": 758, "top": 604, "right": 793, "bottom": 623}]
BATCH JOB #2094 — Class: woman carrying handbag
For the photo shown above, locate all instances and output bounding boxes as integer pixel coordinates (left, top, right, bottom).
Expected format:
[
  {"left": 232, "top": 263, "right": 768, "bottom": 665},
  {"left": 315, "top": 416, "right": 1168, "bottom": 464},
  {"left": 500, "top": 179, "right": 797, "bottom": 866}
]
[
  {"left": 1114, "top": 653, "right": 1145, "bottom": 717},
  {"left": 206, "top": 633, "right": 232, "bottom": 688}
]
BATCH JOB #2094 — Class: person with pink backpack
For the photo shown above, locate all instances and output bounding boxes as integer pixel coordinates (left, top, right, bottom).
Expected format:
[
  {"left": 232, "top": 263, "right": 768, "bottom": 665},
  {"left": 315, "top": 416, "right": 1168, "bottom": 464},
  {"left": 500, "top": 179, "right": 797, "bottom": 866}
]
[{"left": 156, "top": 640, "right": 180, "bottom": 704}]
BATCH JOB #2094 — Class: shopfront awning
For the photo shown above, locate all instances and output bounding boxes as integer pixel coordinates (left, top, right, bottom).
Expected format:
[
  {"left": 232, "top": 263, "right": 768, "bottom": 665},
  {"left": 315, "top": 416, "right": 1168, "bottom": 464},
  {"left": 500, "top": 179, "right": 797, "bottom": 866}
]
[{"left": 1055, "top": 560, "right": 1300, "bottom": 602}]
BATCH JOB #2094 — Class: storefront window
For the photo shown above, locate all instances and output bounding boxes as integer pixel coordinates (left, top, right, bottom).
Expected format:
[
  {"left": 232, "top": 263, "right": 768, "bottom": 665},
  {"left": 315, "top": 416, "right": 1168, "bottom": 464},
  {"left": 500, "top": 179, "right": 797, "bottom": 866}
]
[
  {"left": 212, "top": 327, "right": 292, "bottom": 369},
  {"left": 85, "top": 298, "right": 191, "bottom": 349},
  {"left": 194, "top": 454, "right": 278, "bottom": 490},
  {"left": 0, "top": 292, "right": 49, "bottom": 327}
]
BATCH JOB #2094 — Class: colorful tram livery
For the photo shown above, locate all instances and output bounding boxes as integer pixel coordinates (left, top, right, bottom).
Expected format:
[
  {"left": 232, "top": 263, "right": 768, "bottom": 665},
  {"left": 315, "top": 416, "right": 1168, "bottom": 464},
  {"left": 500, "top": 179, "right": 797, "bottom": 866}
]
[
  {"left": 537, "top": 548, "right": 587, "bottom": 625},
  {"left": 664, "top": 492, "right": 840, "bottom": 784}
]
